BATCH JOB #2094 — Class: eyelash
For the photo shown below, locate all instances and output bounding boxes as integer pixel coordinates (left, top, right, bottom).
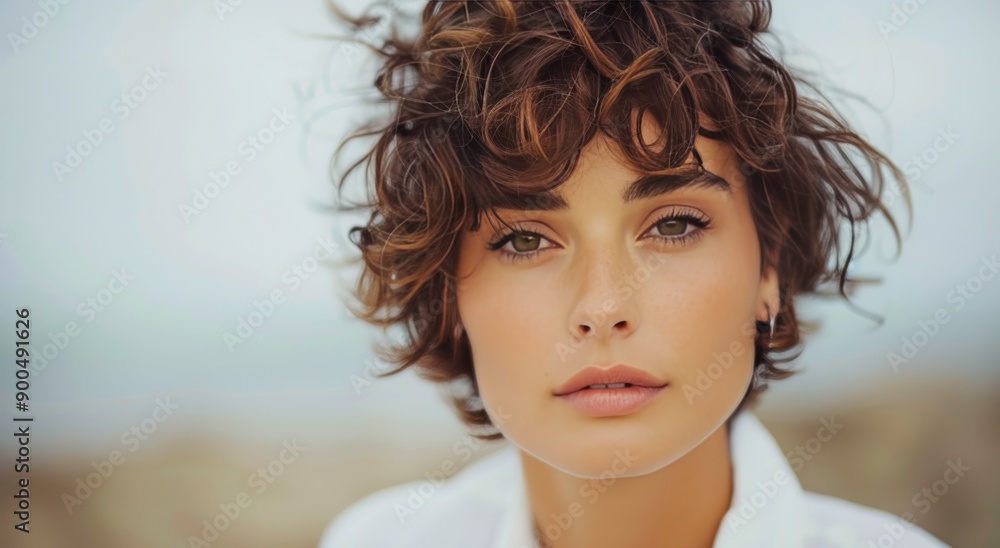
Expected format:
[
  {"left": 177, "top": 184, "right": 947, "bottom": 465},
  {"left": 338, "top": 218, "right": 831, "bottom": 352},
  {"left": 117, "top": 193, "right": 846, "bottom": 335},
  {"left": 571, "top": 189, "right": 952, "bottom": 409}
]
[{"left": 485, "top": 208, "right": 711, "bottom": 263}]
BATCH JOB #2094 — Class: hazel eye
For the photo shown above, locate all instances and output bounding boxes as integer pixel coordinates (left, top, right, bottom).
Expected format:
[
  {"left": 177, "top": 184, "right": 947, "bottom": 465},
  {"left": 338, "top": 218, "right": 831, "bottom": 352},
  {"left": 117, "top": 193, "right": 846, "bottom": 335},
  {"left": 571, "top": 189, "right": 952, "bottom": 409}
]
[
  {"left": 654, "top": 218, "right": 690, "bottom": 237},
  {"left": 486, "top": 229, "right": 554, "bottom": 263},
  {"left": 508, "top": 233, "right": 542, "bottom": 252},
  {"left": 642, "top": 208, "right": 712, "bottom": 247}
]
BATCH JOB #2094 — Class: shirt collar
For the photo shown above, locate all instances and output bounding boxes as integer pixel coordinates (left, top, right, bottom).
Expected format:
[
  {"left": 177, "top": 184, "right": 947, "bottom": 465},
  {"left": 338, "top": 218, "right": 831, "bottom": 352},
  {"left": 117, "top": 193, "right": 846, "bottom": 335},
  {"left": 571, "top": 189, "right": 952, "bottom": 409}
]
[
  {"left": 713, "top": 411, "right": 808, "bottom": 547},
  {"left": 490, "top": 411, "right": 808, "bottom": 548}
]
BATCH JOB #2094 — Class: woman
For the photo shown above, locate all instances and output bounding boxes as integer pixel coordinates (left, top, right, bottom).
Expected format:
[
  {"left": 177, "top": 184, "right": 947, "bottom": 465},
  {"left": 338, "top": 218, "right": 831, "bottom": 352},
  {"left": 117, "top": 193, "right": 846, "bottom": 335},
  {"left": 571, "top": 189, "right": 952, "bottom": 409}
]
[{"left": 320, "top": 1, "right": 947, "bottom": 546}]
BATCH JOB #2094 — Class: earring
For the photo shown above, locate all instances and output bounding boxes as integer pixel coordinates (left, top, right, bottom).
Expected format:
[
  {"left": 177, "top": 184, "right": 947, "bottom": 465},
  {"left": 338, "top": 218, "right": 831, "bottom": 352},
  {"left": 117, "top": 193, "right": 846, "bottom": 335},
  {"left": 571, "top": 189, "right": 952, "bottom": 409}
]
[
  {"left": 754, "top": 303, "right": 776, "bottom": 349},
  {"left": 453, "top": 322, "right": 464, "bottom": 338}
]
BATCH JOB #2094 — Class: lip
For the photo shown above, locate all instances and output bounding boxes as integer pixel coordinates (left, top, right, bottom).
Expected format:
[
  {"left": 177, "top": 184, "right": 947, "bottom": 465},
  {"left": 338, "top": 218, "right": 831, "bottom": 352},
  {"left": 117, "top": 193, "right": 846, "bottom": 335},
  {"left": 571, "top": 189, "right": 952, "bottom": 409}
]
[
  {"left": 553, "top": 364, "right": 669, "bottom": 418},
  {"left": 554, "top": 364, "right": 669, "bottom": 396}
]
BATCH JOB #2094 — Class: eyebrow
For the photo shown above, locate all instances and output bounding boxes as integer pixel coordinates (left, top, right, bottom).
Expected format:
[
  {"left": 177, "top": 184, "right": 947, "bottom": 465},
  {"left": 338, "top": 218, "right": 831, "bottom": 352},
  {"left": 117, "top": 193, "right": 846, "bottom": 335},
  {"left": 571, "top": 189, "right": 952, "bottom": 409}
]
[{"left": 504, "top": 168, "right": 733, "bottom": 211}]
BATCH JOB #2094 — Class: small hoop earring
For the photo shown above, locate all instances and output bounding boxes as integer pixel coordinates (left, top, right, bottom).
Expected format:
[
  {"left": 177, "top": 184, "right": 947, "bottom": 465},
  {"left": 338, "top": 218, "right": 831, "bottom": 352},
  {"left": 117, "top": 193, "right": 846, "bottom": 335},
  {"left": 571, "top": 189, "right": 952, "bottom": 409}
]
[{"left": 754, "top": 304, "right": 776, "bottom": 349}]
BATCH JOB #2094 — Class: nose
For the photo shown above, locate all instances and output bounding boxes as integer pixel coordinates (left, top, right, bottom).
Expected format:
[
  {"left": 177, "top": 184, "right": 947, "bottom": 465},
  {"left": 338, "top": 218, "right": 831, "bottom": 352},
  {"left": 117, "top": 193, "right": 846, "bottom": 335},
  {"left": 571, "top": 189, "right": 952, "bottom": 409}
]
[{"left": 568, "top": 246, "right": 641, "bottom": 341}]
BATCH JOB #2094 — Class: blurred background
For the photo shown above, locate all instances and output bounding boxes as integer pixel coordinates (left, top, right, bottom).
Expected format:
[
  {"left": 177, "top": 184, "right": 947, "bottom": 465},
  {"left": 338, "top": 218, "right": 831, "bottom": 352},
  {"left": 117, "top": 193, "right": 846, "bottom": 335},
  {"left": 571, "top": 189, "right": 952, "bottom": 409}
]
[{"left": 0, "top": 0, "right": 997, "bottom": 546}]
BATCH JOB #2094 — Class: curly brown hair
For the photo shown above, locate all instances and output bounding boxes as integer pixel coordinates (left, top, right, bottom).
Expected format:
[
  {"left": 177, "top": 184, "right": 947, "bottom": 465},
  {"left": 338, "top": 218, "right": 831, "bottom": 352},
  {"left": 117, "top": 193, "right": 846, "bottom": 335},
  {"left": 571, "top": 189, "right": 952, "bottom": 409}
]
[{"left": 327, "top": 0, "right": 912, "bottom": 440}]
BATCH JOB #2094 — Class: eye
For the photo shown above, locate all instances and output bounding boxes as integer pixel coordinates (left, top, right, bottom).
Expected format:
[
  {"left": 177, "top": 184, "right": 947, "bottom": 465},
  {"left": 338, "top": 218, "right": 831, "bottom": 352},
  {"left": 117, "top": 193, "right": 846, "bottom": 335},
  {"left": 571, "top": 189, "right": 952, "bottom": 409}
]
[
  {"left": 641, "top": 207, "right": 711, "bottom": 247},
  {"left": 485, "top": 207, "right": 711, "bottom": 263},
  {"left": 486, "top": 229, "right": 554, "bottom": 263}
]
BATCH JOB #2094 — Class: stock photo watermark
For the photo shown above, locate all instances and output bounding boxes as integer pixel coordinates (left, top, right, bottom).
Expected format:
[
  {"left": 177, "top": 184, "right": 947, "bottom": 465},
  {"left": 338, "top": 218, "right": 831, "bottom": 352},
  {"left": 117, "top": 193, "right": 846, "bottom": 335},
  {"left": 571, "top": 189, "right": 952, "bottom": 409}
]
[
  {"left": 350, "top": 356, "right": 397, "bottom": 395},
  {"left": 902, "top": 127, "right": 959, "bottom": 186},
  {"left": 911, "top": 458, "right": 970, "bottom": 515},
  {"left": 724, "top": 468, "right": 791, "bottom": 533},
  {"left": 724, "top": 416, "right": 843, "bottom": 532},
  {"left": 878, "top": 0, "right": 935, "bottom": 41},
  {"left": 60, "top": 397, "right": 179, "bottom": 515},
  {"left": 213, "top": 0, "right": 246, "bottom": 21},
  {"left": 534, "top": 448, "right": 641, "bottom": 545},
  {"left": 187, "top": 439, "right": 306, "bottom": 547},
  {"left": 394, "top": 407, "right": 510, "bottom": 524},
  {"left": 6, "top": 0, "right": 73, "bottom": 53},
  {"left": 51, "top": 65, "right": 167, "bottom": 182},
  {"left": 554, "top": 254, "right": 670, "bottom": 363},
  {"left": 885, "top": 126, "right": 960, "bottom": 206},
  {"left": 338, "top": 1, "right": 402, "bottom": 63},
  {"left": 179, "top": 106, "right": 296, "bottom": 223},
  {"left": 681, "top": 319, "right": 760, "bottom": 404},
  {"left": 222, "top": 236, "right": 340, "bottom": 351},
  {"left": 860, "top": 458, "right": 970, "bottom": 547},
  {"left": 29, "top": 269, "right": 136, "bottom": 377},
  {"left": 785, "top": 416, "right": 844, "bottom": 472},
  {"left": 888, "top": 254, "right": 998, "bottom": 372}
]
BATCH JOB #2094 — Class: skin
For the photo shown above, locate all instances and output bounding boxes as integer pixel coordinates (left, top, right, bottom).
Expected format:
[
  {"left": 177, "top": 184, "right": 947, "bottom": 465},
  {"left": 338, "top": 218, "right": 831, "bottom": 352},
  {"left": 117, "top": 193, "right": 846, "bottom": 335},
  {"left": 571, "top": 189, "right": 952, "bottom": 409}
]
[{"left": 454, "top": 117, "right": 781, "bottom": 547}]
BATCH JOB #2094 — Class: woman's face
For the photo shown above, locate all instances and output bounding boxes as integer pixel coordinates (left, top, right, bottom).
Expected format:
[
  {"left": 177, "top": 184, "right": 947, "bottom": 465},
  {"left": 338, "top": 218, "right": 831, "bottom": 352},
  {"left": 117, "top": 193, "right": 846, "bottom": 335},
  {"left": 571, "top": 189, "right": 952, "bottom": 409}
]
[{"left": 455, "top": 125, "right": 779, "bottom": 478}]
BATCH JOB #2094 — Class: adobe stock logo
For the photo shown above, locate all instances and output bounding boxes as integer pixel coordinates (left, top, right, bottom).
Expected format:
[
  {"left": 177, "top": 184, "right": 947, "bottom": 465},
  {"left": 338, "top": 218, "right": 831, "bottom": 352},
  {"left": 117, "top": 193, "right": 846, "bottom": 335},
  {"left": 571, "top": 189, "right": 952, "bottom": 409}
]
[
  {"left": 682, "top": 319, "right": 758, "bottom": 404},
  {"left": 393, "top": 408, "right": 510, "bottom": 525},
  {"left": 725, "top": 469, "right": 791, "bottom": 532},
  {"left": 30, "top": 268, "right": 136, "bottom": 377},
  {"left": 878, "top": 0, "right": 934, "bottom": 41},
  {"left": 179, "top": 106, "right": 296, "bottom": 223},
  {"left": 554, "top": 254, "right": 669, "bottom": 364},
  {"left": 785, "top": 416, "right": 844, "bottom": 472},
  {"left": 7, "top": 0, "right": 73, "bottom": 53},
  {"left": 222, "top": 236, "right": 339, "bottom": 352},
  {"left": 888, "top": 255, "right": 998, "bottom": 373},
  {"left": 187, "top": 439, "right": 306, "bottom": 547},
  {"left": 51, "top": 66, "right": 168, "bottom": 182},
  {"left": 861, "top": 458, "right": 970, "bottom": 548},
  {"left": 61, "top": 397, "right": 179, "bottom": 516},
  {"left": 338, "top": 0, "right": 403, "bottom": 62},
  {"left": 213, "top": 0, "right": 245, "bottom": 21},
  {"left": 537, "top": 448, "right": 640, "bottom": 545}
]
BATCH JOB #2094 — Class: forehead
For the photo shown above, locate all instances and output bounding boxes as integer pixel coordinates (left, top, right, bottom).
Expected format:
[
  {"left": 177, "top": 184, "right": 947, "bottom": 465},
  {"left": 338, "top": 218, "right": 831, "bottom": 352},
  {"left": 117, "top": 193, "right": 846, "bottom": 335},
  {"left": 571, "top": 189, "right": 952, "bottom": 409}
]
[{"left": 496, "top": 129, "right": 747, "bottom": 213}]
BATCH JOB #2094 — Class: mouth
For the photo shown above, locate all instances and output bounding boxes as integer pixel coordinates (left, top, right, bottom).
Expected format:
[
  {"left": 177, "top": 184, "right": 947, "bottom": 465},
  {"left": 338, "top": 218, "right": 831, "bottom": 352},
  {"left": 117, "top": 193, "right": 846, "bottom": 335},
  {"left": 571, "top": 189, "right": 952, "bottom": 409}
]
[
  {"left": 555, "top": 384, "right": 668, "bottom": 417},
  {"left": 553, "top": 364, "right": 669, "bottom": 417},
  {"left": 553, "top": 364, "right": 669, "bottom": 396}
]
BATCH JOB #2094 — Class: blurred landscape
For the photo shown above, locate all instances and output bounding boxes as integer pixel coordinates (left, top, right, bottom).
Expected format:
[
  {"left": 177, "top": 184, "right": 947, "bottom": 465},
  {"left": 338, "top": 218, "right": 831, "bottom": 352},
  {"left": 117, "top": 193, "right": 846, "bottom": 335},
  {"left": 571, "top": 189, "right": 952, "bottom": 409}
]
[{"left": 3, "top": 378, "right": 996, "bottom": 547}]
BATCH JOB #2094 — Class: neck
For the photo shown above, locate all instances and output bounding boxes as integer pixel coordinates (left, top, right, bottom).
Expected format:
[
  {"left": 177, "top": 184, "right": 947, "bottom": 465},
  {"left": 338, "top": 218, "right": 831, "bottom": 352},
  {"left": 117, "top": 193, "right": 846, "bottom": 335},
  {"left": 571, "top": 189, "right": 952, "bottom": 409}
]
[{"left": 519, "top": 424, "right": 733, "bottom": 548}]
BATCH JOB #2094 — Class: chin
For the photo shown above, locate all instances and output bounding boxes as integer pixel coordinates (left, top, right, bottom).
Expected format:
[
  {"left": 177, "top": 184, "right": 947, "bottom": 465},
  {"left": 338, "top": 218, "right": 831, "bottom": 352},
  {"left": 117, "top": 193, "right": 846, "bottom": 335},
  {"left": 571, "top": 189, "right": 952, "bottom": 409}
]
[
  {"left": 509, "top": 415, "right": 697, "bottom": 479},
  {"left": 526, "top": 437, "right": 691, "bottom": 479},
  {"left": 507, "top": 391, "right": 743, "bottom": 478}
]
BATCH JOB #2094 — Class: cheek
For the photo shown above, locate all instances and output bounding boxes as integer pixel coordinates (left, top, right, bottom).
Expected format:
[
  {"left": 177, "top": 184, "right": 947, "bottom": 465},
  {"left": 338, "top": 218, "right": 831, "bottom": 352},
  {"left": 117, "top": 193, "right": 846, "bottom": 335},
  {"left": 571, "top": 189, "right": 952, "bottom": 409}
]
[
  {"left": 646, "top": 252, "right": 758, "bottom": 408},
  {"left": 457, "top": 272, "right": 557, "bottom": 409}
]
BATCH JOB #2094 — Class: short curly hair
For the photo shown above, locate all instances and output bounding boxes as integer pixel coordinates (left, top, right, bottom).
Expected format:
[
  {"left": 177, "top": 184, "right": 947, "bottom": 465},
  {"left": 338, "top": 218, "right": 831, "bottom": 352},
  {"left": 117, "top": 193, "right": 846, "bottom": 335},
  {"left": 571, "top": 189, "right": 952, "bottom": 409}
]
[{"left": 329, "top": 0, "right": 911, "bottom": 440}]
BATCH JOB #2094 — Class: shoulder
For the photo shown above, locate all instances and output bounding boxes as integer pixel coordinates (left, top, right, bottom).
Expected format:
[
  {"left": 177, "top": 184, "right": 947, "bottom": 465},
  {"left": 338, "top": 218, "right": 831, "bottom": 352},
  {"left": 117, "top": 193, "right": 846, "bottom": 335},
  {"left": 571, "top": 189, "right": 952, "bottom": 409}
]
[
  {"left": 318, "top": 444, "right": 519, "bottom": 548},
  {"left": 801, "top": 491, "right": 950, "bottom": 547}
]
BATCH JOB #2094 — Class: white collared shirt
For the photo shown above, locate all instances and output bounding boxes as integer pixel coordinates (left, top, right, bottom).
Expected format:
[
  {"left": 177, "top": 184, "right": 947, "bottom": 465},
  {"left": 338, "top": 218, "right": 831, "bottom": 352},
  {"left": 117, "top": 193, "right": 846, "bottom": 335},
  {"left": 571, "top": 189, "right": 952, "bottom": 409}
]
[{"left": 318, "top": 412, "right": 949, "bottom": 547}]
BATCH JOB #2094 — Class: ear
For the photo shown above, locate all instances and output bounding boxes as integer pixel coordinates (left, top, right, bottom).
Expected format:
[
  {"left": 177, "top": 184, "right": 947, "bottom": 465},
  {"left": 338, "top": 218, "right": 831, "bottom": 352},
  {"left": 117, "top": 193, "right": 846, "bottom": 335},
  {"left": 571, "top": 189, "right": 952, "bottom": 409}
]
[{"left": 757, "top": 265, "right": 781, "bottom": 322}]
